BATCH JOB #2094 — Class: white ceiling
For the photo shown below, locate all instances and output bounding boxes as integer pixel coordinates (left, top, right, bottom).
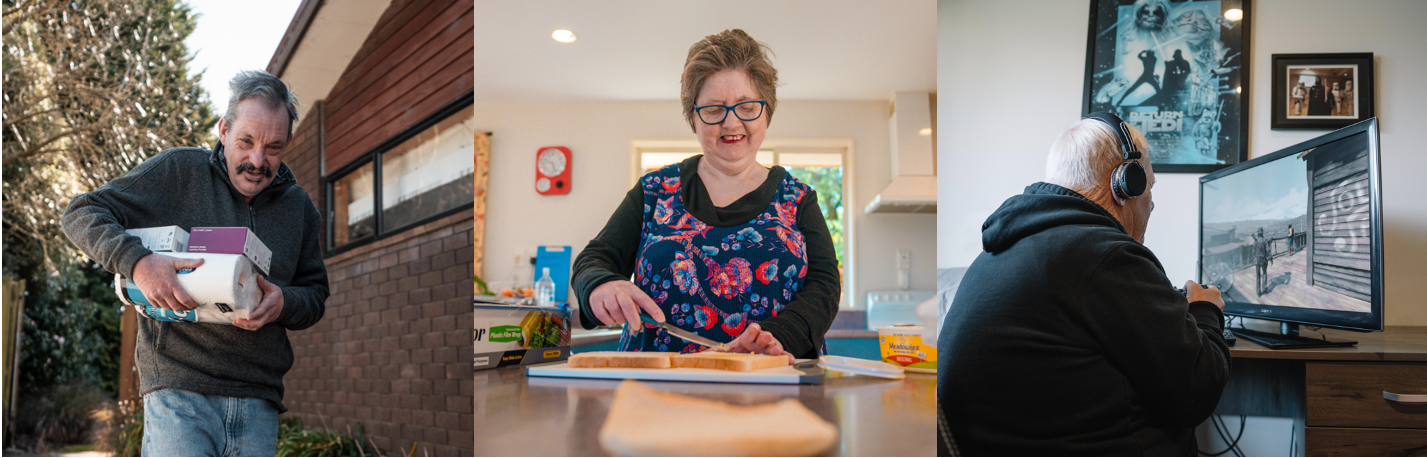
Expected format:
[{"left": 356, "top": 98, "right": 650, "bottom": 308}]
[{"left": 471, "top": 0, "right": 937, "bottom": 103}]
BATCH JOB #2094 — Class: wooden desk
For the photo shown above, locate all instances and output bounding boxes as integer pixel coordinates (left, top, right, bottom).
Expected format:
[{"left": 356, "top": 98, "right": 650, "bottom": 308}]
[{"left": 1214, "top": 326, "right": 1427, "bottom": 456}]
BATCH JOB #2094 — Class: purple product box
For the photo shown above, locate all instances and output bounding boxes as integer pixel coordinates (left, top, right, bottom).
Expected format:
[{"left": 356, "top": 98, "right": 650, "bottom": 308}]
[{"left": 187, "top": 227, "right": 272, "bottom": 275}]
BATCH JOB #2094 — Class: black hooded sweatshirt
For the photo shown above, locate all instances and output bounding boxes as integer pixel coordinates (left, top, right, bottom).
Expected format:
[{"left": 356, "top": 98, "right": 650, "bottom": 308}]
[{"left": 938, "top": 182, "right": 1229, "bottom": 456}]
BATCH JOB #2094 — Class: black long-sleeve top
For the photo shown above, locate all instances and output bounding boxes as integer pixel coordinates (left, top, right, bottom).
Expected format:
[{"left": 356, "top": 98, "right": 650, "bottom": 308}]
[{"left": 572, "top": 155, "right": 841, "bottom": 358}]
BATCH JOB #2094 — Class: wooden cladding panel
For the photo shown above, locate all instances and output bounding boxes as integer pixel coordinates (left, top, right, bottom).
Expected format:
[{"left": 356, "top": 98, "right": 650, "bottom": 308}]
[
  {"left": 1317, "top": 227, "right": 1372, "bottom": 238},
  {"left": 1312, "top": 174, "right": 1367, "bottom": 200},
  {"left": 1309, "top": 146, "right": 1370, "bottom": 298},
  {"left": 323, "top": 1, "right": 474, "bottom": 175},
  {"left": 326, "top": 2, "right": 467, "bottom": 116},
  {"left": 325, "top": 1, "right": 441, "bottom": 103},
  {"left": 1313, "top": 266, "right": 1370, "bottom": 290},
  {"left": 326, "top": 31, "right": 472, "bottom": 156},
  {"left": 326, "top": 62, "right": 473, "bottom": 174},
  {"left": 1313, "top": 151, "right": 1369, "bottom": 189}
]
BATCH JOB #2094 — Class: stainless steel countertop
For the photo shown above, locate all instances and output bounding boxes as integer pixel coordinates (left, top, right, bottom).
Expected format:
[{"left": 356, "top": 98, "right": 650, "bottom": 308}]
[
  {"left": 574, "top": 328, "right": 880, "bottom": 343},
  {"left": 569, "top": 328, "right": 622, "bottom": 347},
  {"left": 471, "top": 366, "right": 936, "bottom": 456}
]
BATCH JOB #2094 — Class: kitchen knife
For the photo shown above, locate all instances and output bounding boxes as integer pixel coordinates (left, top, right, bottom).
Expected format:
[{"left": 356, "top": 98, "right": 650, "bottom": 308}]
[{"left": 638, "top": 313, "right": 730, "bottom": 351}]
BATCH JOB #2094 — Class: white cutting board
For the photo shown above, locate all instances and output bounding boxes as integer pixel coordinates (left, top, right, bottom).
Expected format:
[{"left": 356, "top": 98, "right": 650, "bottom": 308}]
[{"left": 525, "top": 359, "right": 824, "bottom": 385}]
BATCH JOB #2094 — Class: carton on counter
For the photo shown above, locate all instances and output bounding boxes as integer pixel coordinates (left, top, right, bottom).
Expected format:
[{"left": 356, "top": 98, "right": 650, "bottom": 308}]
[
  {"left": 126, "top": 226, "right": 189, "bottom": 252},
  {"left": 473, "top": 301, "right": 571, "bottom": 371},
  {"left": 187, "top": 227, "right": 271, "bottom": 275}
]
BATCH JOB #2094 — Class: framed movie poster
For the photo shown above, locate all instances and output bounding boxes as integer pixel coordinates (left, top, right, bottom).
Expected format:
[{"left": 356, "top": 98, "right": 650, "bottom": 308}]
[
  {"left": 1271, "top": 53, "right": 1374, "bottom": 130},
  {"left": 1082, "top": 0, "right": 1250, "bottom": 173}
]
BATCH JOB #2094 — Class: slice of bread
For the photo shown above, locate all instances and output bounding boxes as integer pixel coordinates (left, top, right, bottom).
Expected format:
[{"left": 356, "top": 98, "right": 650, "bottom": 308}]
[
  {"left": 567, "top": 351, "right": 676, "bottom": 369},
  {"left": 599, "top": 380, "right": 837, "bottom": 456},
  {"left": 669, "top": 352, "right": 789, "bottom": 372}
]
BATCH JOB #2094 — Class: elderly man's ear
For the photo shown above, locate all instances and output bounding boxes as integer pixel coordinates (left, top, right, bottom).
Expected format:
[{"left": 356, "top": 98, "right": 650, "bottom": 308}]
[{"left": 1110, "top": 182, "right": 1127, "bottom": 206}]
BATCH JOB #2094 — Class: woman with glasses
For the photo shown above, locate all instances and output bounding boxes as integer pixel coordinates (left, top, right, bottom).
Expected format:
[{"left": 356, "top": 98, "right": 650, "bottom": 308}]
[{"left": 571, "top": 29, "right": 840, "bottom": 361}]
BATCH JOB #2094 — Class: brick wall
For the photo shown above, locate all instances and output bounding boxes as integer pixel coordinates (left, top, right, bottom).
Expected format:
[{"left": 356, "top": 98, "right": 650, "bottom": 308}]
[
  {"left": 282, "top": 208, "right": 475, "bottom": 456},
  {"left": 273, "top": 0, "right": 476, "bottom": 453},
  {"left": 282, "top": 110, "right": 474, "bottom": 456},
  {"left": 284, "top": 103, "right": 321, "bottom": 209}
]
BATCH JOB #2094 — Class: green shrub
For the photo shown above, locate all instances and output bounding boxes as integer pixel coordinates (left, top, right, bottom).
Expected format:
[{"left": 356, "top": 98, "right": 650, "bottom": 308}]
[
  {"left": 13, "top": 257, "right": 123, "bottom": 399},
  {"left": 92, "top": 398, "right": 144, "bottom": 457},
  {"left": 276, "top": 416, "right": 371, "bottom": 457},
  {"left": 78, "top": 400, "right": 394, "bottom": 457},
  {"left": 10, "top": 382, "right": 110, "bottom": 453}
]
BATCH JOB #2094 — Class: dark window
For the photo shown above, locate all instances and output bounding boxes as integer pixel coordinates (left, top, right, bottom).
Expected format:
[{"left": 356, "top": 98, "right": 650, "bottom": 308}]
[
  {"left": 326, "top": 99, "right": 474, "bottom": 254},
  {"left": 380, "top": 106, "right": 476, "bottom": 233},
  {"left": 330, "top": 162, "right": 375, "bottom": 247}
]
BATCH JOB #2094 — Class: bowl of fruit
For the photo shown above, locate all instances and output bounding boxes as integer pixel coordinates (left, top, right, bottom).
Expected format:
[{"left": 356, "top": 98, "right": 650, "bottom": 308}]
[{"left": 474, "top": 278, "right": 537, "bottom": 305}]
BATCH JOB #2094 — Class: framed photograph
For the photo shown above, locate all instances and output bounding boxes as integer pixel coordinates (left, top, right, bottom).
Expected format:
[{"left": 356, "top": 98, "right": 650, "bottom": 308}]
[
  {"left": 1271, "top": 53, "right": 1373, "bottom": 129},
  {"left": 1082, "top": 0, "right": 1251, "bottom": 173}
]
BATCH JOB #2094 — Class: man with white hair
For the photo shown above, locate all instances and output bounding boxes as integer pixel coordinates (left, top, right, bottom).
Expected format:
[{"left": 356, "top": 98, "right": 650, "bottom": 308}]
[{"left": 938, "top": 113, "right": 1230, "bottom": 455}]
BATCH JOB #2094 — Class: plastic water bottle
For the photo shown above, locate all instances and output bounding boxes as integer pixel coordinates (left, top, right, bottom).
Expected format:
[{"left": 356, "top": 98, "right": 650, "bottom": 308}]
[{"left": 535, "top": 267, "right": 555, "bottom": 308}]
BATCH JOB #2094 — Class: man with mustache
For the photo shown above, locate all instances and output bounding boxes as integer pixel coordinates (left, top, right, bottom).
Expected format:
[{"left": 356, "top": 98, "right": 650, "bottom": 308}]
[{"left": 62, "top": 70, "right": 328, "bottom": 456}]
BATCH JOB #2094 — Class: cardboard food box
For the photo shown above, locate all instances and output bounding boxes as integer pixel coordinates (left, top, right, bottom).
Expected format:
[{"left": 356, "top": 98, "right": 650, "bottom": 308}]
[
  {"left": 187, "top": 227, "right": 272, "bottom": 275},
  {"left": 473, "top": 301, "right": 571, "bottom": 371},
  {"left": 126, "top": 226, "right": 189, "bottom": 252}
]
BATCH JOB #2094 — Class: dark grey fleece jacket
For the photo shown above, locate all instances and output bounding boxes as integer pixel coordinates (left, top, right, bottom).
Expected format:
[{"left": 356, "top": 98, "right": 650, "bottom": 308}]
[{"left": 61, "top": 143, "right": 328, "bottom": 412}]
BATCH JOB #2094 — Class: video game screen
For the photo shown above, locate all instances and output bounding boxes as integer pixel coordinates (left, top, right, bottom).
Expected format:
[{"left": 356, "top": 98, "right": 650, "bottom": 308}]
[{"left": 1200, "top": 132, "right": 1372, "bottom": 314}]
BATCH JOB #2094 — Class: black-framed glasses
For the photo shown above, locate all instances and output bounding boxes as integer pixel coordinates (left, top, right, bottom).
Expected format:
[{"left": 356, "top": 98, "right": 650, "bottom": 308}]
[{"left": 693, "top": 100, "right": 766, "bottom": 125}]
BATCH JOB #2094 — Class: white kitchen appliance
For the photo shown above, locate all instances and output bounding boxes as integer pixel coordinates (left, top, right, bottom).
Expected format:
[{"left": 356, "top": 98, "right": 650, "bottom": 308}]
[{"left": 866, "top": 290, "right": 935, "bottom": 330}]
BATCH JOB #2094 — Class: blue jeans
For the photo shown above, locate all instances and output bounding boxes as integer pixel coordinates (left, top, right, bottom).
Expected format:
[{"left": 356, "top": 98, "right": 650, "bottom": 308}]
[{"left": 142, "top": 388, "right": 279, "bottom": 457}]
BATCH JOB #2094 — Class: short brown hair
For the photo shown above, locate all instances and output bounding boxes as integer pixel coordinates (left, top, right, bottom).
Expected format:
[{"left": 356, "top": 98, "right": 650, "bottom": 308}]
[{"left": 680, "top": 29, "right": 778, "bottom": 132}]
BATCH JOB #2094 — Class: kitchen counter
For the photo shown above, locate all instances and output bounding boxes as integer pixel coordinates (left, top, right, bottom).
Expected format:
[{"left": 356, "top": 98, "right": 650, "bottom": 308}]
[
  {"left": 570, "top": 328, "right": 622, "bottom": 347},
  {"left": 575, "top": 328, "right": 881, "bottom": 343},
  {"left": 470, "top": 365, "right": 936, "bottom": 456}
]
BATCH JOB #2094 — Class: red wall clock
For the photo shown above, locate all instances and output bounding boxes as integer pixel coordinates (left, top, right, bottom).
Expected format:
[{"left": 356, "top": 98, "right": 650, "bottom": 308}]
[{"left": 535, "top": 146, "right": 571, "bottom": 195}]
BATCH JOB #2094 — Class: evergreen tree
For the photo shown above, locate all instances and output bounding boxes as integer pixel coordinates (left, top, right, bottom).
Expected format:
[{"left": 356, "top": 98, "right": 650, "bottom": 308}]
[{"left": 2, "top": 0, "right": 218, "bottom": 398}]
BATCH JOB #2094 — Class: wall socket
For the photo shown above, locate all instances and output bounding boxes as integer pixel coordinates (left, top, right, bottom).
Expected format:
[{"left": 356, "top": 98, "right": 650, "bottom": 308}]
[{"left": 897, "top": 250, "right": 911, "bottom": 290}]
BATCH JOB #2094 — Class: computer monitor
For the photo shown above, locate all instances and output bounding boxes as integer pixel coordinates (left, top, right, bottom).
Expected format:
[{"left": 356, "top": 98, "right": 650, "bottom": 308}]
[{"left": 1198, "top": 118, "right": 1384, "bottom": 338}]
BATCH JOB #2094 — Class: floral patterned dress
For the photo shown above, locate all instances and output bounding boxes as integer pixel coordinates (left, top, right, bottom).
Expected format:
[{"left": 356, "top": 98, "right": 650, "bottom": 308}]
[{"left": 618, "top": 162, "right": 811, "bottom": 353}]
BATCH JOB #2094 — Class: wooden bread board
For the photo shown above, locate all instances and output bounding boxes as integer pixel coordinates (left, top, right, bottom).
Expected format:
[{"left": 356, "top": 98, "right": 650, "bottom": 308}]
[
  {"left": 526, "top": 359, "right": 824, "bottom": 385},
  {"left": 599, "top": 381, "right": 837, "bottom": 456}
]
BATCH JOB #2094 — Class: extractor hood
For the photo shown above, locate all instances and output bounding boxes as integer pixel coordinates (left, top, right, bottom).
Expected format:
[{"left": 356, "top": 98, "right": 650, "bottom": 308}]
[{"left": 865, "top": 91, "right": 936, "bottom": 214}]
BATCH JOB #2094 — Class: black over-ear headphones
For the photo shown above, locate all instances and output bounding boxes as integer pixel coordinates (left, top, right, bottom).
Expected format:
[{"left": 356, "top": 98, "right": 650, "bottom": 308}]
[{"left": 1082, "top": 111, "right": 1147, "bottom": 200}]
